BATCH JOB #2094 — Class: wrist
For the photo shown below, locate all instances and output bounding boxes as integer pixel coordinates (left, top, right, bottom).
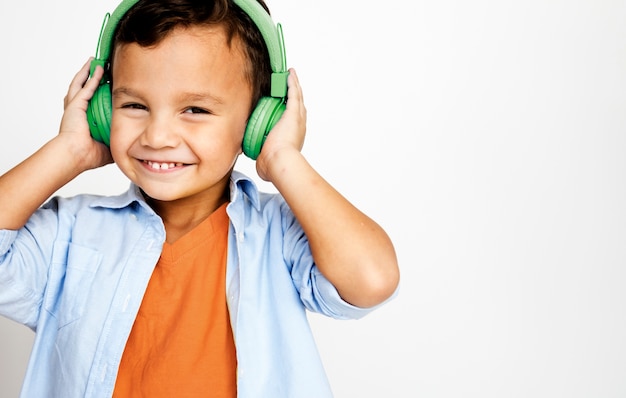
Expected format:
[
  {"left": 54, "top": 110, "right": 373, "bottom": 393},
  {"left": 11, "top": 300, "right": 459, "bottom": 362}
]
[
  {"left": 49, "top": 134, "right": 97, "bottom": 174},
  {"left": 258, "top": 146, "right": 305, "bottom": 183}
]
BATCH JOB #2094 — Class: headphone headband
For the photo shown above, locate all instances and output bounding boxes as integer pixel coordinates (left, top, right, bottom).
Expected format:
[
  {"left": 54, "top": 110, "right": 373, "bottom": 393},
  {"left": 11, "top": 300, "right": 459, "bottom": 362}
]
[{"left": 94, "top": 0, "right": 287, "bottom": 97}]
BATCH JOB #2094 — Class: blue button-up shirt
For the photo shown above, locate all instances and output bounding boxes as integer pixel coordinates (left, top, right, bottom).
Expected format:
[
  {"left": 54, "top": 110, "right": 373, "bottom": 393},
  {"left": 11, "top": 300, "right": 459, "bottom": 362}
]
[{"left": 0, "top": 171, "right": 378, "bottom": 398}]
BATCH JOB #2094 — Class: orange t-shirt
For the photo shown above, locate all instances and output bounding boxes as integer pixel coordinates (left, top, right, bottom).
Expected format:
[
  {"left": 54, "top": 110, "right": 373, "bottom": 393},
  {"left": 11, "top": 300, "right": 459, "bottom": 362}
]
[{"left": 113, "top": 204, "right": 236, "bottom": 397}]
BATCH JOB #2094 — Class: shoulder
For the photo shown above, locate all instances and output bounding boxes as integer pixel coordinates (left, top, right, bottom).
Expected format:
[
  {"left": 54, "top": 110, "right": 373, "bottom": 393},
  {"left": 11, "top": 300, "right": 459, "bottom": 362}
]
[
  {"left": 229, "top": 170, "right": 293, "bottom": 220},
  {"left": 28, "top": 185, "right": 150, "bottom": 233},
  {"left": 41, "top": 184, "right": 146, "bottom": 215}
]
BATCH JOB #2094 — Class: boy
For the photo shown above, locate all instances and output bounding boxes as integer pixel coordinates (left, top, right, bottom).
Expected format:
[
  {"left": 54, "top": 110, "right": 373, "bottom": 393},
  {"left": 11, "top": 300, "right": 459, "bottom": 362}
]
[{"left": 0, "top": 0, "right": 399, "bottom": 397}]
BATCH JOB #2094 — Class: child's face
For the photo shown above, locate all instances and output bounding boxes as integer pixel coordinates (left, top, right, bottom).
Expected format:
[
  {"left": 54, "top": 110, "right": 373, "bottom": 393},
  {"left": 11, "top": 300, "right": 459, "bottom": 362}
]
[{"left": 109, "top": 24, "right": 252, "bottom": 205}]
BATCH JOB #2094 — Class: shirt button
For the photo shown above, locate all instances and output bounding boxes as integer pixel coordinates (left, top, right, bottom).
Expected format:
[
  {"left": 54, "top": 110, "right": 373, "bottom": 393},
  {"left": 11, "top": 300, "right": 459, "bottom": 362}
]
[
  {"left": 237, "top": 232, "right": 244, "bottom": 242},
  {"left": 129, "top": 214, "right": 137, "bottom": 221}
]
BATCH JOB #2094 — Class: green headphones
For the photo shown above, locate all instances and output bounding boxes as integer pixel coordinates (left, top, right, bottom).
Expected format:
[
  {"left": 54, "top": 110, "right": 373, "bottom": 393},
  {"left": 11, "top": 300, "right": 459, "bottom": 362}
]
[{"left": 87, "top": 0, "right": 288, "bottom": 160}]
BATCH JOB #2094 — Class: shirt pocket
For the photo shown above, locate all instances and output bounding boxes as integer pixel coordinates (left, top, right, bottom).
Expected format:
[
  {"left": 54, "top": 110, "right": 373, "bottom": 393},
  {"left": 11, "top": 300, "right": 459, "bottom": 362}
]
[{"left": 46, "top": 241, "right": 103, "bottom": 328}]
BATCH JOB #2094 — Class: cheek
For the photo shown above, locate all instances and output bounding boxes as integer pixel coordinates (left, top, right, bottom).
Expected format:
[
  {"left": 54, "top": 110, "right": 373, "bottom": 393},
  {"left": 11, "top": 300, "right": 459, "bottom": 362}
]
[
  {"left": 212, "top": 118, "right": 247, "bottom": 153},
  {"left": 108, "top": 121, "right": 129, "bottom": 163},
  {"left": 196, "top": 130, "right": 243, "bottom": 168},
  {"left": 108, "top": 141, "right": 124, "bottom": 167},
  {"left": 199, "top": 135, "right": 241, "bottom": 161},
  {"left": 233, "top": 117, "right": 248, "bottom": 147}
]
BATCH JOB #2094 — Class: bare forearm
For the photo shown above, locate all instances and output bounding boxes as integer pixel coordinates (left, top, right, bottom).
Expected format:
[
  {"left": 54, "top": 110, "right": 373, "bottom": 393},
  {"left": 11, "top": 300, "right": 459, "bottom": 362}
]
[
  {"left": 0, "top": 60, "right": 112, "bottom": 231},
  {"left": 0, "top": 136, "right": 88, "bottom": 230},
  {"left": 255, "top": 69, "right": 398, "bottom": 307},
  {"left": 267, "top": 149, "right": 399, "bottom": 308}
]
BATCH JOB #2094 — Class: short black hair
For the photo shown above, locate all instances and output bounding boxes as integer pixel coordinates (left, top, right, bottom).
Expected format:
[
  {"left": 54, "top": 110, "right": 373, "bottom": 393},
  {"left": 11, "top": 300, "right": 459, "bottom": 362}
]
[{"left": 113, "top": 0, "right": 272, "bottom": 111}]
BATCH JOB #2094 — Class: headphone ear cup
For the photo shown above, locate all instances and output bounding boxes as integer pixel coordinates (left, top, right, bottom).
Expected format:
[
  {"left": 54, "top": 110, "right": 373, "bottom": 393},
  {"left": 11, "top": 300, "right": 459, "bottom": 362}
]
[
  {"left": 87, "top": 83, "right": 112, "bottom": 146},
  {"left": 243, "top": 96, "right": 286, "bottom": 160}
]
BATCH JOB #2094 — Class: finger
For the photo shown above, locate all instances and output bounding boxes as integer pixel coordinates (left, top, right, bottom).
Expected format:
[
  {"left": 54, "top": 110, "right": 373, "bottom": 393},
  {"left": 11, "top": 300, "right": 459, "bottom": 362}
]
[
  {"left": 66, "top": 64, "right": 104, "bottom": 111},
  {"left": 64, "top": 58, "right": 99, "bottom": 108},
  {"left": 68, "top": 58, "right": 93, "bottom": 93},
  {"left": 286, "top": 68, "right": 306, "bottom": 117},
  {"left": 287, "top": 68, "right": 302, "bottom": 98},
  {"left": 285, "top": 69, "right": 299, "bottom": 105},
  {"left": 77, "top": 65, "right": 104, "bottom": 104}
]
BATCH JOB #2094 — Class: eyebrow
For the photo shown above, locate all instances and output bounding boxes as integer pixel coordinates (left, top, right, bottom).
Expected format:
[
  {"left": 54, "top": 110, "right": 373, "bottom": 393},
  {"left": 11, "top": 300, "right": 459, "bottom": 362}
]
[
  {"left": 111, "top": 87, "right": 142, "bottom": 100},
  {"left": 178, "top": 92, "right": 225, "bottom": 106},
  {"left": 112, "top": 87, "right": 225, "bottom": 105}
]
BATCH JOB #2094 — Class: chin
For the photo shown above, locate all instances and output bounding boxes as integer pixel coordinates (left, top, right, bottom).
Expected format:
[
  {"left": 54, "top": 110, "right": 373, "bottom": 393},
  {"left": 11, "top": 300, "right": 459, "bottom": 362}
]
[{"left": 136, "top": 185, "right": 181, "bottom": 203}]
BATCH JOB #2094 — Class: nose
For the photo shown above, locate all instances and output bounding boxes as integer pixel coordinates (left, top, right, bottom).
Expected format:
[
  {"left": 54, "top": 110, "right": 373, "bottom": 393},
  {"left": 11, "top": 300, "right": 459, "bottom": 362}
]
[{"left": 139, "top": 115, "right": 180, "bottom": 148}]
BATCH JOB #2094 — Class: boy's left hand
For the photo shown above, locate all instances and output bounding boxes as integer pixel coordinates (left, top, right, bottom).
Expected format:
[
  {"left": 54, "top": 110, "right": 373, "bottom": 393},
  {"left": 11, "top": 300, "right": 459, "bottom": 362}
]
[{"left": 255, "top": 68, "right": 306, "bottom": 182}]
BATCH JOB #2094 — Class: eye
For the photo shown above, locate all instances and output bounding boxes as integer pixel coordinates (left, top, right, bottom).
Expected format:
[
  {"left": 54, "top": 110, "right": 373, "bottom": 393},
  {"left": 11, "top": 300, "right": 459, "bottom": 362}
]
[
  {"left": 184, "top": 107, "right": 210, "bottom": 115},
  {"left": 121, "top": 103, "right": 147, "bottom": 111}
]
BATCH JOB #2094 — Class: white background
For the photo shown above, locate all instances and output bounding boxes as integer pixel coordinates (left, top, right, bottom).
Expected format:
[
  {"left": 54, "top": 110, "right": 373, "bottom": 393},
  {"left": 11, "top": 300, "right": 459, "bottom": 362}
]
[{"left": 1, "top": 0, "right": 626, "bottom": 397}]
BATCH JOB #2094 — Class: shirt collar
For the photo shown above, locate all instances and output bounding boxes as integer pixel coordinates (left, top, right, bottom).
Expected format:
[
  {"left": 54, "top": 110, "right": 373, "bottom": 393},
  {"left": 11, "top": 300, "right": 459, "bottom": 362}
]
[
  {"left": 86, "top": 170, "right": 261, "bottom": 212},
  {"left": 87, "top": 183, "right": 153, "bottom": 213},
  {"left": 230, "top": 170, "right": 261, "bottom": 211}
]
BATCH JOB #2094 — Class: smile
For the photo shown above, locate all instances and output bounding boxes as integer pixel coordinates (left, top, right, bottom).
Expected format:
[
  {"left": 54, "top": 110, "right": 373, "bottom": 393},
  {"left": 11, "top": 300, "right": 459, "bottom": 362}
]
[{"left": 144, "top": 160, "right": 185, "bottom": 170}]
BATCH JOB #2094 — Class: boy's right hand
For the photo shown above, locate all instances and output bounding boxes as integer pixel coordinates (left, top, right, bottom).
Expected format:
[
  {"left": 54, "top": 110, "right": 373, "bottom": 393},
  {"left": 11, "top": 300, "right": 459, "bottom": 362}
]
[
  {"left": 58, "top": 58, "right": 113, "bottom": 171},
  {"left": 0, "top": 59, "right": 113, "bottom": 230}
]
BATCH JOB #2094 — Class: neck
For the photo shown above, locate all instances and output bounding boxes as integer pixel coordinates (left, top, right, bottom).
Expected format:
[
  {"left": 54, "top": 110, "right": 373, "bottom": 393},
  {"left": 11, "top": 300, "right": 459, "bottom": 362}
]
[{"left": 145, "top": 189, "right": 229, "bottom": 244}]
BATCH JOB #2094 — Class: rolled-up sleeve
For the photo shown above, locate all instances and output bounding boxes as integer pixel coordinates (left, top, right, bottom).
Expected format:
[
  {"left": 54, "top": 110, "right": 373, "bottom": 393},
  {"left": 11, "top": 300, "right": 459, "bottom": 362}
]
[
  {"left": 0, "top": 201, "right": 61, "bottom": 329},
  {"left": 281, "top": 202, "right": 382, "bottom": 320}
]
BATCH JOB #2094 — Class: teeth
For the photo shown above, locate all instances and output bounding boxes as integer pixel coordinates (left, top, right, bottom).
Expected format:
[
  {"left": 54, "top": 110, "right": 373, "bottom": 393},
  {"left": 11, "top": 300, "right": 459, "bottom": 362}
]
[{"left": 146, "top": 161, "right": 183, "bottom": 170}]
